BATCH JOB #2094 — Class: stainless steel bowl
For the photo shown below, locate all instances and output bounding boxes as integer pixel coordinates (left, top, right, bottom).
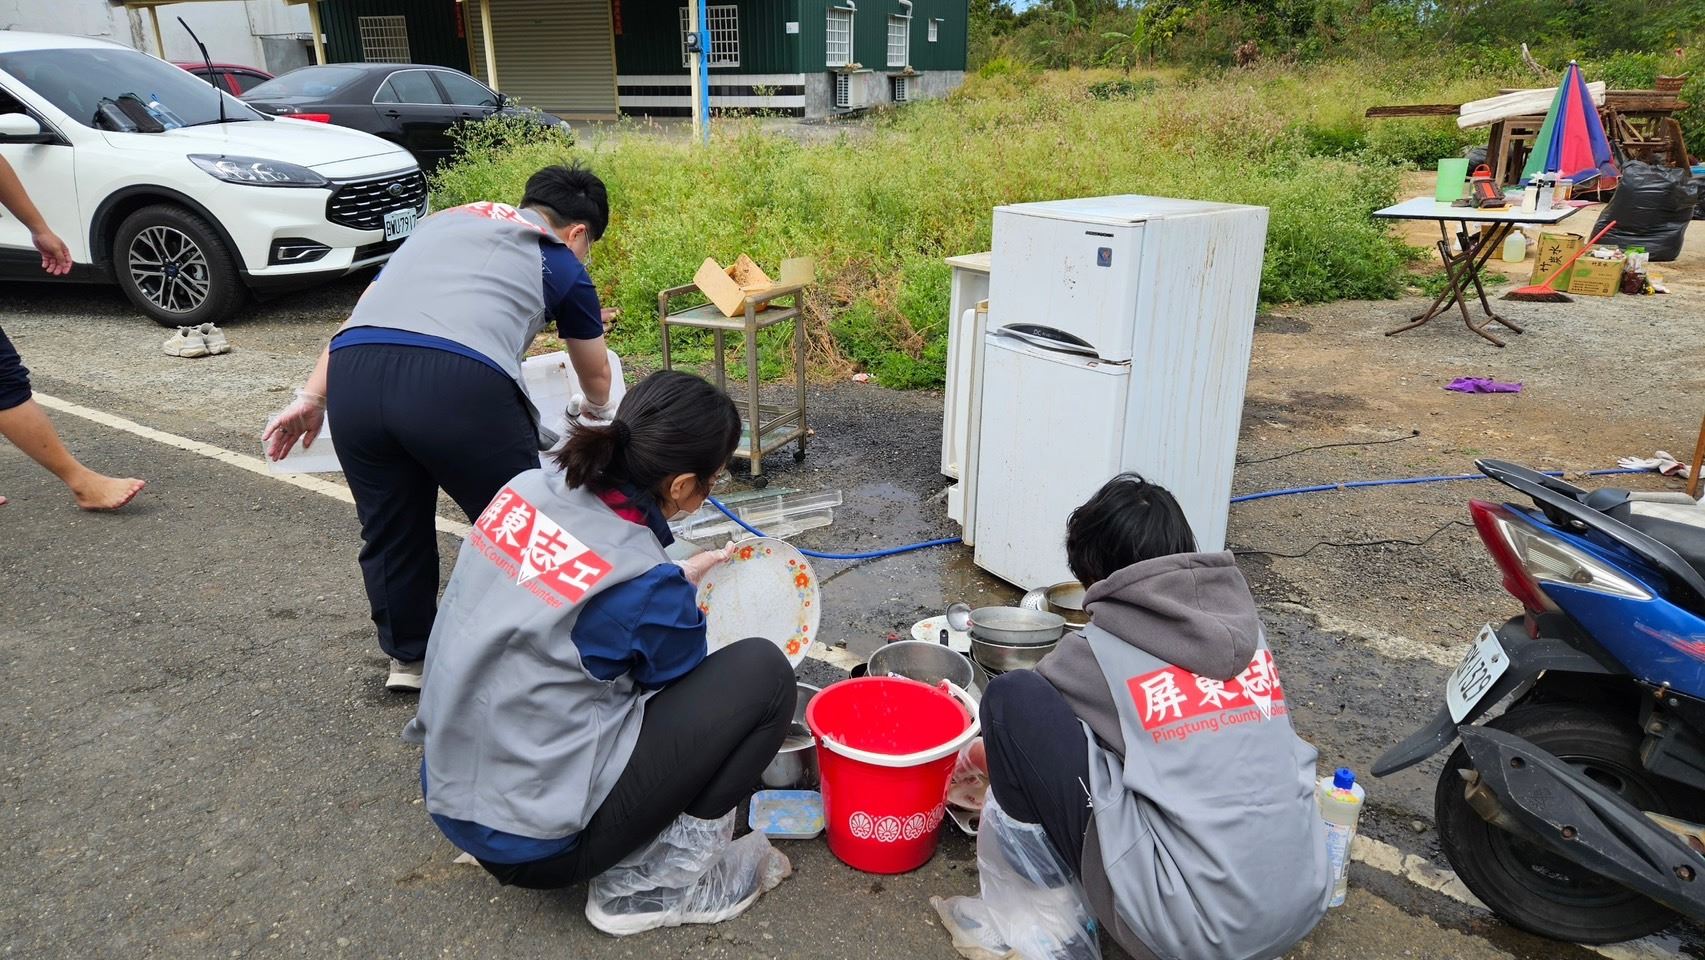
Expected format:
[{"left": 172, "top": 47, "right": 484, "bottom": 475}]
[
  {"left": 968, "top": 606, "right": 1066, "bottom": 647},
  {"left": 868, "top": 640, "right": 975, "bottom": 690},
  {"left": 761, "top": 682, "right": 821, "bottom": 789},
  {"left": 971, "top": 636, "right": 1058, "bottom": 673}
]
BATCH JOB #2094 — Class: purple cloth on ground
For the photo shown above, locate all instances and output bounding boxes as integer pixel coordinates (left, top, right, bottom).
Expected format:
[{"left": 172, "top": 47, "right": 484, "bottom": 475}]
[{"left": 1446, "top": 377, "right": 1523, "bottom": 394}]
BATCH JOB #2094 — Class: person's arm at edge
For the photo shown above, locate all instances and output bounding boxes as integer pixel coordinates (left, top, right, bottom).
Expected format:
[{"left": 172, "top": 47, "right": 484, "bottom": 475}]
[
  {"left": 0, "top": 156, "right": 70, "bottom": 276},
  {"left": 565, "top": 334, "right": 612, "bottom": 408}
]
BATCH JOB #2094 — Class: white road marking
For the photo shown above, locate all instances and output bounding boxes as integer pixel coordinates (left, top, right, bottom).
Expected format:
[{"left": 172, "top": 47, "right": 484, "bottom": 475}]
[{"left": 30, "top": 392, "right": 1694, "bottom": 956}]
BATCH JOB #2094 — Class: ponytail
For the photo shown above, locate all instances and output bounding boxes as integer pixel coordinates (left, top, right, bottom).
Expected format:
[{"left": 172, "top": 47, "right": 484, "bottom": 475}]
[{"left": 554, "top": 371, "right": 741, "bottom": 497}]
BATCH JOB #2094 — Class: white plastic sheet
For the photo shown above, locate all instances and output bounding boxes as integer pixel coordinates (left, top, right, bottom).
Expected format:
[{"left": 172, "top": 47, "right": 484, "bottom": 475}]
[
  {"left": 585, "top": 810, "right": 792, "bottom": 936},
  {"left": 931, "top": 794, "right": 1100, "bottom": 960}
]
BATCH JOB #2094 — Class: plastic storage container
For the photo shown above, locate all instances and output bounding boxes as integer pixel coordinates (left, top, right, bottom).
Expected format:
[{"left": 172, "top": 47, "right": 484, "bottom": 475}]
[{"left": 1318, "top": 767, "right": 1366, "bottom": 907}]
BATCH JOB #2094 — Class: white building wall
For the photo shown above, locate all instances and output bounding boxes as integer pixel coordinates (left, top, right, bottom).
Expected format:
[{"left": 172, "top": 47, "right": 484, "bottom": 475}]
[{"left": 0, "top": 0, "right": 311, "bottom": 72}]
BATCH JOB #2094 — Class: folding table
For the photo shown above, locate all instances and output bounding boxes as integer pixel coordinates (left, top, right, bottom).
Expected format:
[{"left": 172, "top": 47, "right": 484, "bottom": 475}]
[{"left": 1372, "top": 198, "right": 1582, "bottom": 347}]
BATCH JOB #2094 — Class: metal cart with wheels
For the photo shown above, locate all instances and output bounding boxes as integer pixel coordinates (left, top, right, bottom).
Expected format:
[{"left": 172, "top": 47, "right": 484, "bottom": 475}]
[{"left": 658, "top": 281, "right": 809, "bottom": 487}]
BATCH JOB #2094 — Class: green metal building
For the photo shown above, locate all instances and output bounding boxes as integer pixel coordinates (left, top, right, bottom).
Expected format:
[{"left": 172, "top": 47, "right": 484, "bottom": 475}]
[{"left": 314, "top": 0, "right": 967, "bottom": 118}]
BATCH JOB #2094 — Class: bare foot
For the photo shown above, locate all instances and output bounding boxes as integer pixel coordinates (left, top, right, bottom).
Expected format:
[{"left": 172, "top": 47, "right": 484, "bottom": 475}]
[{"left": 70, "top": 473, "right": 146, "bottom": 511}]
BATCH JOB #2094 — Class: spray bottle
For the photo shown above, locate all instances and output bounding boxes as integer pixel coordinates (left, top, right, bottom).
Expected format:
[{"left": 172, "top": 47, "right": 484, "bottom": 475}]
[{"left": 1318, "top": 766, "right": 1365, "bottom": 907}]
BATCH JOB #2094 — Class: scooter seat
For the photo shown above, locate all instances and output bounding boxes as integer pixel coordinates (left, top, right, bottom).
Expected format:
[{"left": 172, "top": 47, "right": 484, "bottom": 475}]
[{"left": 1616, "top": 501, "right": 1705, "bottom": 581}]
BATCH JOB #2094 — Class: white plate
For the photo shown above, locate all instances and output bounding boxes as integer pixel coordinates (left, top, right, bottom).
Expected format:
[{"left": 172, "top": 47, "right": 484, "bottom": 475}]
[
  {"left": 696, "top": 537, "right": 819, "bottom": 669},
  {"left": 911, "top": 615, "right": 972, "bottom": 654},
  {"left": 1446, "top": 623, "right": 1509, "bottom": 723}
]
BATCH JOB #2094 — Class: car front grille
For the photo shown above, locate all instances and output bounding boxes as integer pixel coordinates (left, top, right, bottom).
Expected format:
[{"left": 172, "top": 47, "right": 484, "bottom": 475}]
[{"left": 326, "top": 170, "right": 429, "bottom": 232}]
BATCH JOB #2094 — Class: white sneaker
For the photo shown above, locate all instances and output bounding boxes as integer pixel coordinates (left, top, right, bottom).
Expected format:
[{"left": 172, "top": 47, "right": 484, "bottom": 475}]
[
  {"left": 197, "top": 323, "right": 232, "bottom": 355},
  {"left": 386, "top": 658, "right": 423, "bottom": 692},
  {"left": 162, "top": 326, "right": 210, "bottom": 358}
]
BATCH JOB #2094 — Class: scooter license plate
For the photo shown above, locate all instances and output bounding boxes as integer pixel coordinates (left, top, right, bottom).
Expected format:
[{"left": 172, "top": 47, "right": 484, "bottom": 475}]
[
  {"left": 383, "top": 208, "right": 417, "bottom": 242},
  {"left": 1446, "top": 624, "right": 1509, "bottom": 723}
]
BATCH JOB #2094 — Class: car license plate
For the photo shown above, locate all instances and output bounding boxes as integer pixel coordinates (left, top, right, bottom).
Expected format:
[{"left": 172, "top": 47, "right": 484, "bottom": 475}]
[
  {"left": 1446, "top": 624, "right": 1509, "bottom": 722},
  {"left": 383, "top": 208, "right": 416, "bottom": 242}
]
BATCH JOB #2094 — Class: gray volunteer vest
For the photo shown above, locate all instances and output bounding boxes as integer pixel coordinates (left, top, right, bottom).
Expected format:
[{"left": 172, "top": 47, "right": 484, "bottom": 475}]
[
  {"left": 1081, "top": 623, "right": 1331, "bottom": 960},
  {"left": 403, "top": 469, "right": 675, "bottom": 840},
  {"left": 340, "top": 202, "right": 569, "bottom": 448}
]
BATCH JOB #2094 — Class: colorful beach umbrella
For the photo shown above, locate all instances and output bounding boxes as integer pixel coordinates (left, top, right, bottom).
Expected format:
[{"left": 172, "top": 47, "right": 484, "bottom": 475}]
[{"left": 1521, "top": 61, "right": 1618, "bottom": 186}]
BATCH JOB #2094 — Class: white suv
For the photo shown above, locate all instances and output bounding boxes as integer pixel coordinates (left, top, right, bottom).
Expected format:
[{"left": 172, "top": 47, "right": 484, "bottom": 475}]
[{"left": 0, "top": 32, "right": 425, "bottom": 326}]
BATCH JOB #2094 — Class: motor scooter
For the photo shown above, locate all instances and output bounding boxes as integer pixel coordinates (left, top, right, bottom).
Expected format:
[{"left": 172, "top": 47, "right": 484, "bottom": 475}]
[{"left": 1375, "top": 460, "right": 1705, "bottom": 943}]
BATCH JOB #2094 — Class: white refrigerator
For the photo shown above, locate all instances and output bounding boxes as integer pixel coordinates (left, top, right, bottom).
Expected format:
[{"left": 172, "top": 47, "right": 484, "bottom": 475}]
[{"left": 967, "top": 196, "right": 1269, "bottom": 590}]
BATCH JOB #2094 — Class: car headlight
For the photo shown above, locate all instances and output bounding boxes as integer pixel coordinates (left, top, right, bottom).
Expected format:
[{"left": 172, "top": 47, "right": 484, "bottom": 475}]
[{"left": 189, "top": 154, "right": 328, "bottom": 188}]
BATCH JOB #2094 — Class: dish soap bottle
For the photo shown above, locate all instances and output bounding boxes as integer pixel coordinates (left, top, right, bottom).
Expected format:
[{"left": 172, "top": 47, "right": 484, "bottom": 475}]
[{"left": 1318, "top": 766, "right": 1365, "bottom": 908}]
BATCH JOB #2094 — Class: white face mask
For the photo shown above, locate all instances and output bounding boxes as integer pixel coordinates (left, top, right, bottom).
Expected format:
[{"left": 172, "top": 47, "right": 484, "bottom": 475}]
[{"left": 667, "top": 507, "right": 691, "bottom": 522}]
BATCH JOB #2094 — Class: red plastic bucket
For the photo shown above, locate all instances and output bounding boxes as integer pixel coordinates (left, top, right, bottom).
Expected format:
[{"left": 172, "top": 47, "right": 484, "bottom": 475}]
[{"left": 805, "top": 676, "right": 979, "bottom": 874}]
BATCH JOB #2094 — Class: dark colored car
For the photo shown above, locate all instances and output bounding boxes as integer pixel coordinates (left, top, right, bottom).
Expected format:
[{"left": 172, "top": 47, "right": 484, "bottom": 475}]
[
  {"left": 241, "top": 63, "right": 568, "bottom": 170},
  {"left": 174, "top": 61, "right": 274, "bottom": 95}
]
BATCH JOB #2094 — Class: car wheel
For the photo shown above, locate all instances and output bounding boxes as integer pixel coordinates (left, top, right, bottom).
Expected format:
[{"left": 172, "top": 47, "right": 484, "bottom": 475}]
[
  {"left": 1435, "top": 705, "right": 1686, "bottom": 944},
  {"left": 113, "top": 204, "right": 245, "bottom": 327}
]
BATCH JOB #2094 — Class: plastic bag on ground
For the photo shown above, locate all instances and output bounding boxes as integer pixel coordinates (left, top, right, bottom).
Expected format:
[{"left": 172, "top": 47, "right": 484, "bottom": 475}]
[
  {"left": 586, "top": 810, "right": 792, "bottom": 936},
  {"left": 930, "top": 794, "right": 1101, "bottom": 960},
  {"left": 1592, "top": 160, "right": 1701, "bottom": 261}
]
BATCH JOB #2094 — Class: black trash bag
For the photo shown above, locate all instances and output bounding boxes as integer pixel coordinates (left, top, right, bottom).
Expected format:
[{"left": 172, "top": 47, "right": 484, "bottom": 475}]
[
  {"left": 1463, "top": 145, "right": 1488, "bottom": 168},
  {"left": 1592, "top": 161, "right": 1701, "bottom": 261}
]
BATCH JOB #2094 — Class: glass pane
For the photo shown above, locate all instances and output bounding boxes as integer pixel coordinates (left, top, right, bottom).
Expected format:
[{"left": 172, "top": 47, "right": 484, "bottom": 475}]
[
  {"left": 0, "top": 47, "right": 261, "bottom": 129},
  {"left": 382, "top": 70, "right": 444, "bottom": 105},
  {"left": 229, "top": 72, "right": 269, "bottom": 95},
  {"left": 435, "top": 70, "right": 497, "bottom": 106},
  {"left": 245, "top": 66, "right": 363, "bottom": 100}
]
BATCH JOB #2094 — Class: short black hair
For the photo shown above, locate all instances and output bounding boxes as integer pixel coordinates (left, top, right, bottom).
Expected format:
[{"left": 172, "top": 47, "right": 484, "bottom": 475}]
[
  {"left": 521, "top": 162, "right": 609, "bottom": 240},
  {"left": 555, "top": 371, "right": 741, "bottom": 500},
  {"left": 1065, "top": 473, "right": 1197, "bottom": 587}
]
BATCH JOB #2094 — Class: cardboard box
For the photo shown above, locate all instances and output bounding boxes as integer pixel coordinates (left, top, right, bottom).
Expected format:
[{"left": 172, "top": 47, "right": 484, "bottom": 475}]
[
  {"left": 695, "top": 255, "right": 816, "bottom": 317},
  {"left": 1530, "top": 231, "right": 1584, "bottom": 288},
  {"left": 1567, "top": 251, "right": 1624, "bottom": 297}
]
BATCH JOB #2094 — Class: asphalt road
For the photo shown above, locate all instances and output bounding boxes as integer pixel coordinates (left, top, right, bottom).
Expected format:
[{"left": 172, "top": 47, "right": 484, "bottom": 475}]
[{"left": 0, "top": 280, "right": 1697, "bottom": 959}]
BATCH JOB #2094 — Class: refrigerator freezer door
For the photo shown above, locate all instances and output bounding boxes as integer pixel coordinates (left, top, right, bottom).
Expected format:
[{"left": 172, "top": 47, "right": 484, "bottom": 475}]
[
  {"left": 990, "top": 210, "right": 1144, "bottom": 363},
  {"left": 971, "top": 333, "right": 1130, "bottom": 590}
]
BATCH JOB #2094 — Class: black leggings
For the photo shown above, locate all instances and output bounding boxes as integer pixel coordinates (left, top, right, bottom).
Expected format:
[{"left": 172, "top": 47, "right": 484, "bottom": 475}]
[
  {"left": 980, "top": 669, "right": 1094, "bottom": 877},
  {"left": 480, "top": 637, "right": 798, "bottom": 890}
]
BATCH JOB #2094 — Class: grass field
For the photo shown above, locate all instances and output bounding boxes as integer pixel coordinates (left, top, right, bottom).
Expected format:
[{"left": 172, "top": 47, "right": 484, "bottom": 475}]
[{"left": 433, "top": 59, "right": 1535, "bottom": 386}]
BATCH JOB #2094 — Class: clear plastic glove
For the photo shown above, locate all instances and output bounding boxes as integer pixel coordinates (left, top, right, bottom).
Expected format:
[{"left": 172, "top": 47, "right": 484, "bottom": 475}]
[
  {"left": 261, "top": 389, "right": 326, "bottom": 461},
  {"left": 678, "top": 542, "right": 736, "bottom": 587},
  {"left": 568, "top": 392, "right": 619, "bottom": 427},
  {"left": 586, "top": 810, "right": 792, "bottom": 936},
  {"left": 947, "top": 738, "right": 991, "bottom": 813},
  {"left": 931, "top": 794, "right": 1101, "bottom": 960}
]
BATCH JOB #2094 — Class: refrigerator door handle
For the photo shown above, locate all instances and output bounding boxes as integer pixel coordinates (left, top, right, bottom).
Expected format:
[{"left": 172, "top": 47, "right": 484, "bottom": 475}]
[{"left": 992, "top": 323, "right": 1101, "bottom": 359}]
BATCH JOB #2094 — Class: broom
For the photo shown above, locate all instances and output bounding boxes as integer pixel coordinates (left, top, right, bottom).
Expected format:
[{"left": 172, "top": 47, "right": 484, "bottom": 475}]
[{"left": 1503, "top": 219, "right": 1617, "bottom": 303}]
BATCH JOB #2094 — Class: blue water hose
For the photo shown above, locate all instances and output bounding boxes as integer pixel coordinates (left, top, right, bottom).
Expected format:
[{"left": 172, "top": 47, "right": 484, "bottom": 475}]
[{"left": 707, "top": 467, "right": 1653, "bottom": 562}]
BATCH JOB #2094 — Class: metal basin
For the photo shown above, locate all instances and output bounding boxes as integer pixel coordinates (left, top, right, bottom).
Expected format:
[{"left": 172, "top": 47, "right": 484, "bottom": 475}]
[
  {"left": 968, "top": 606, "right": 1066, "bottom": 647},
  {"left": 761, "top": 682, "right": 821, "bottom": 789},
  {"left": 972, "top": 636, "right": 1059, "bottom": 674},
  {"left": 867, "top": 640, "right": 975, "bottom": 690}
]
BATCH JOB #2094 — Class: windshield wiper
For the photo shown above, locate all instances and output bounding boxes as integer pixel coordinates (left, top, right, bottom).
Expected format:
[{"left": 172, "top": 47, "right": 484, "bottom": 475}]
[{"left": 181, "top": 116, "right": 256, "bottom": 127}]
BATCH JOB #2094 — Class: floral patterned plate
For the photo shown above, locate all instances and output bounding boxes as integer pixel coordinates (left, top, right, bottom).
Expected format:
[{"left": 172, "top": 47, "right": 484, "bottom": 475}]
[{"left": 696, "top": 537, "right": 819, "bottom": 670}]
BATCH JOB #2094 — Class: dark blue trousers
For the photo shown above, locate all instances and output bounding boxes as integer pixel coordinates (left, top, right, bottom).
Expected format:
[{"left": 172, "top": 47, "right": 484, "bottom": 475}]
[
  {"left": 327, "top": 344, "right": 540, "bottom": 663},
  {"left": 0, "top": 324, "right": 33, "bottom": 411}
]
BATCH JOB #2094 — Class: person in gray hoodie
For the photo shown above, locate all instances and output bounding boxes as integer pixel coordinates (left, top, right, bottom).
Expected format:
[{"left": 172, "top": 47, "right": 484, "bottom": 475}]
[{"left": 973, "top": 473, "right": 1331, "bottom": 960}]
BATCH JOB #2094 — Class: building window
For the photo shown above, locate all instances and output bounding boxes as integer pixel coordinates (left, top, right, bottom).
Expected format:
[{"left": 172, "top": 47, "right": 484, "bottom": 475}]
[
  {"left": 826, "top": 8, "right": 853, "bottom": 67},
  {"left": 887, "top": 14, "right": 909, "bottom": 67},
  {"left": 679, "top": 5, "right": 740, "bottom": 68},
  {"left": 929, "top": 18, "right": 940, "bottom": 42},
  {"left": 357, "top": 15, "right": 410, "bottom": 63}
]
